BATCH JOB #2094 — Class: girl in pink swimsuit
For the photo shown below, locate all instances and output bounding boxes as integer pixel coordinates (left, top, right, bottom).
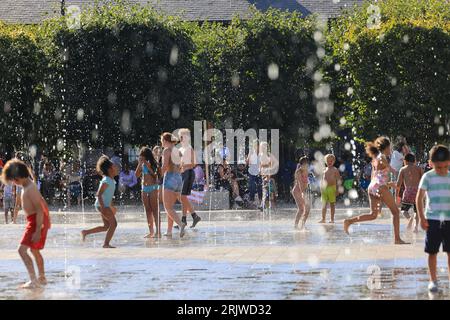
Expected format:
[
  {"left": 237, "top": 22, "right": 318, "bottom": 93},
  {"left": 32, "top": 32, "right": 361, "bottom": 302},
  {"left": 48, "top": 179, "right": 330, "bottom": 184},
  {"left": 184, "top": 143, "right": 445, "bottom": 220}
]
[
  {"left": 344, "top": 137, "right": 407, "bottom": 244},
  {"left": 368, "top": 153, "right": 391, "bottom": 197},
  {"left": 292, "top": 156, "right": 311, "bottom": 230}
]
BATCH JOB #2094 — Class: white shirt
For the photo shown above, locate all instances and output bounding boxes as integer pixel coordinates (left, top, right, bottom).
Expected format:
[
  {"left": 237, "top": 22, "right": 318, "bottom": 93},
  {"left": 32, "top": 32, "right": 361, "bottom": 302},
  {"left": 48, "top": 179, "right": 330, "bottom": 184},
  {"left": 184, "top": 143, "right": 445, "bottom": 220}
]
[
  {"left": 248, "top": 152, "right": 259, "bottom": 176},
  {"left": 390, "top": 150, "right": 404, "bottom": 173}
]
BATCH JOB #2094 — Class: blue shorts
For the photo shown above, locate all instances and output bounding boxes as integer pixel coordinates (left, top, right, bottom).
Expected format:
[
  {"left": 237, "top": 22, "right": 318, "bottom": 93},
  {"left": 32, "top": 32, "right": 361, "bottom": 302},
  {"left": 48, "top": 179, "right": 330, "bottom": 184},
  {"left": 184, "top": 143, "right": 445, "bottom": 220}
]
[
  {"left": 425, "top": 220, "right": 450, "bottom": 254},
  {"left": 142, "top": 184, "right": 159, "bottom": 193},
  {"left": 163, "top": 172, "right": 183, "bottom": 193}
]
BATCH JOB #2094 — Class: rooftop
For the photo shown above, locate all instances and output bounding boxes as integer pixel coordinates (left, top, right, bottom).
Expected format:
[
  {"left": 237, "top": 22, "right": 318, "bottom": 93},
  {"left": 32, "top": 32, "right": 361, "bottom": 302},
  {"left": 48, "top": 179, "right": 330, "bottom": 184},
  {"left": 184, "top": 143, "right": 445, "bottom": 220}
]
[{"left": 0, "top": 0, "right": 363, "bottom": 24}]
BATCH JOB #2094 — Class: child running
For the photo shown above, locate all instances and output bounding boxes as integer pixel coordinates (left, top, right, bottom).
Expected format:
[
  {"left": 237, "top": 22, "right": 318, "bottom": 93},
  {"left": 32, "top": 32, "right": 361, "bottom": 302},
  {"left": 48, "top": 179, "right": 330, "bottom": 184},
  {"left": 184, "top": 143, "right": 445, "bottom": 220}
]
[
  {"left": 81, "top": 155, "right": 119, "bottom": 248},
  {"left": 319, "top": 154, "right": 341, "bottom": 223},
  {"left": 396, "top": 153, "right": 423, "bottom": 233},
  {"left": 293, "top": 156, "right": 311, "bottom": 230},
  {"left": 2, "top": 159, "right": 51, "bottom": 288},
  {"left": 344, "top": 137, "right": 408, "bottom": 244},
  {"left": 416, "top": 145, "right": 450, "bottom": 293}
]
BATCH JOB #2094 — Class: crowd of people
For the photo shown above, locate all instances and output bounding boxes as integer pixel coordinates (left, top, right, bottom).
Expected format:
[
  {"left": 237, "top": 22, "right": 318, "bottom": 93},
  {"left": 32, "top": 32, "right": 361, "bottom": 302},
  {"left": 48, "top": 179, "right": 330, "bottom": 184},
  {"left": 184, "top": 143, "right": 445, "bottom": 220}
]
[{"left": 0, "top": 137, "right": 438, "bottom": 220}]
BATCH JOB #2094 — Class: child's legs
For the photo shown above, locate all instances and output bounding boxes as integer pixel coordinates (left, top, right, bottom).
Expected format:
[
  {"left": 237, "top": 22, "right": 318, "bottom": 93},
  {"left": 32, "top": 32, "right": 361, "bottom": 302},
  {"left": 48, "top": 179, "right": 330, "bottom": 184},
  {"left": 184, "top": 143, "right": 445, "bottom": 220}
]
[
  {"left": 83, "top": 213, "right": 110, "bottom": 235},
  {"left": 321, "top": 202, "right": 328, "bottom": 221},
  {"left": 428, "top": 254, "right": 438, "bottom": 282},
  {"left": 303, "top": 194, "right": 311, "bottom": 223},
  {"left": 142, "top": 192, "right": 154, "bottom": 234},
  {"left": 447, "top": 253, "right": 450, "bottom": 281},
  {"left": 379, "top": 186, "right": 402, "bottom": 241},
  {"left": 347, "top": 194, "right": 380, "bottom": 224},
  {"left": 330, "top": 203, "right": 335, "bottom": 221},
  {"left": 18, "top": 245, "right": 37, "bottom": 282},
  {"left": 293, "top": 191, "right": 304, "bottom": 225},
  {"left": 150, "top": 190, "right": 160, "bottom": 235},
  {"left": 101, "top": 208, "right": 117, "bottom": 246},
  {"left": 414, "top": 206, "right": 419, "bottom": 228},
  {"left": 30, "top": 249, "right": 45, "bottom": 278}
]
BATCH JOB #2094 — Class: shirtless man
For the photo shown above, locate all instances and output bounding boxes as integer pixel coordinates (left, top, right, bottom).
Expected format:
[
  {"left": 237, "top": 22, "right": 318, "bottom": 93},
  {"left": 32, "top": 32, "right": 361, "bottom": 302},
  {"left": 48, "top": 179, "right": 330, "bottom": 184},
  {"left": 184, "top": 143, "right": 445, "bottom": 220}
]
[
  {"left": 396, "top": 153, "right": 423, "bottom": 232},
  {"left": 177, "top": 129, "right": 201, "bottom": 228},
  {"left": 319, "top": 154, "right": 341, "bottom": 223},
  {"left": 2, "top": 159, "right": 51, "bottom": 288}
]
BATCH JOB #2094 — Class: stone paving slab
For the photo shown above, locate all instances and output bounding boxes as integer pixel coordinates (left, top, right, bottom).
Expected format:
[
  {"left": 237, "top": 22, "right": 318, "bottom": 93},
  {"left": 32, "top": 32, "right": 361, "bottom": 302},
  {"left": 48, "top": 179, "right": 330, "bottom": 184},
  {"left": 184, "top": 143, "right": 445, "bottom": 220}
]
[{"left": 1, "top": 211, "right": 447, "bottom": 300}]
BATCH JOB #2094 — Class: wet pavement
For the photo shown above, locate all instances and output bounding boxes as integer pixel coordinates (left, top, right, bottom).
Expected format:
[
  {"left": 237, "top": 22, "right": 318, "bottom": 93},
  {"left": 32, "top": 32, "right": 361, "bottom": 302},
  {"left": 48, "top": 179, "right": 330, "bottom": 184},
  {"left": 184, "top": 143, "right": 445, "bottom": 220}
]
[{"left": 0, "top": 208, "right": 449, "bottom": 300}]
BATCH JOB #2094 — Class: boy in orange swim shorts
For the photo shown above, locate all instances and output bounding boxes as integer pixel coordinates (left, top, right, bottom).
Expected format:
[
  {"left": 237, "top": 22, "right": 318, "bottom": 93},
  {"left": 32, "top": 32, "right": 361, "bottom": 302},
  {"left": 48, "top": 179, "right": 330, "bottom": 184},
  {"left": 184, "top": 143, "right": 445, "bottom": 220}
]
[{"left": 2, "top": 159, "right": 51, "bottom": 288}]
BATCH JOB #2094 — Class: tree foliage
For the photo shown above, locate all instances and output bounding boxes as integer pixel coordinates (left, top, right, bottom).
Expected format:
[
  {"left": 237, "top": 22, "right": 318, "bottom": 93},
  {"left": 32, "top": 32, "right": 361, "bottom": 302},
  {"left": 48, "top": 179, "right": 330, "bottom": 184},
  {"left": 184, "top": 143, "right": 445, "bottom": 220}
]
[{"left": 327, "top": 0, "right": 450, "bottom": 150}]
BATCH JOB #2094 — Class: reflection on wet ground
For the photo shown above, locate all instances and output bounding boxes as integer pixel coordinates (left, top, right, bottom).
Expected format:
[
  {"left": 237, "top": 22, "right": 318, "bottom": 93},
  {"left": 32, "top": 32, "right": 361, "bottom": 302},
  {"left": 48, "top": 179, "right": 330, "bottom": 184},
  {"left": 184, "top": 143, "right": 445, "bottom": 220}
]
[
  {"left": 0, "top": 258, "right": 448, "bottom": 300},
  {"left": 0, "top": 210, "right": 449, "bottom": 300}
]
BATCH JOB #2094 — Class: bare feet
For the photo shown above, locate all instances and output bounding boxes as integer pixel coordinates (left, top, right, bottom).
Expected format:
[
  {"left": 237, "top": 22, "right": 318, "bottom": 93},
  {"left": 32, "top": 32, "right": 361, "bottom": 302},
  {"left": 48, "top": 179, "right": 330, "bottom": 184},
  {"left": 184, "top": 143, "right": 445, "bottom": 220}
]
[
  {"left": 318, "top": 219, "right": 325, "bottom": 223},
  {"left": 144, "top": 233, "right": 155, "bottom": 239},
  {"left": 20, "top": 280, "right": 41, "bottom": 289},
  {"left": 343, "top": 219, "right": 351, "bottom": 235},
  {"left": 38, "top": 276, "right": 48, "bottom": 286},
  {"left": 163, "top": 233, "right": 173, "bottom": 237},
  {"left": 81, "top": 230, "right": 87, "bottom": 242},
  {"left": 394, "top": 239, "right": 410, "bottom": 245},
  {"left": 102, "top": 244, "right": 116, "bottom": 248},
  {"left": 328, "top": 220, "right": 335, "bottom": 224},
  {"left": 413, "top": 227, "right": 419, "bottom": 233}
]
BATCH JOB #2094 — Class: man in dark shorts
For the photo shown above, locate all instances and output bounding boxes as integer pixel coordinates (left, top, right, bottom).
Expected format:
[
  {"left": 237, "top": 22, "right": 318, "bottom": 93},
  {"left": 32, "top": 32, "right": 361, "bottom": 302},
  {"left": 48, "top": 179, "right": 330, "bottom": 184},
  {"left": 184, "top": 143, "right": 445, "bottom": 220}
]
[{"left": 177, "top": 129, "right": 201, "bottom": 228}]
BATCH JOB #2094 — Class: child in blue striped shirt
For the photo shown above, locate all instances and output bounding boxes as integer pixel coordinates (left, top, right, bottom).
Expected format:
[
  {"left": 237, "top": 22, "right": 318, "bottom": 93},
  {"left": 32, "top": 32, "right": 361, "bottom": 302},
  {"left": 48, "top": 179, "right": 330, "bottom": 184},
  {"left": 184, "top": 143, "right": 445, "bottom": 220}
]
[{"left": 417, "top": 145, "right": 450, "bottom": 293}]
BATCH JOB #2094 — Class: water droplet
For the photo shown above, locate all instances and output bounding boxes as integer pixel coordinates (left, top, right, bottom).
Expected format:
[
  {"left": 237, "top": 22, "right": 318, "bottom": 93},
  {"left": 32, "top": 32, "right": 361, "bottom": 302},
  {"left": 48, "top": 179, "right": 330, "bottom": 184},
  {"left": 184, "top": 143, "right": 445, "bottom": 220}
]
[
  {"left": 4, "top": 101, "right": 11, "bottom": 113},
  {"left": 402, "top": 35, "right": 409, "bottom": 43},
  {"left": 313, "top": 31, "right": 323, "bottom": 42},
  {"left": 267, "top": 63, "right": 279, "bottom": 80},
  {"left": 171, "top": 104, "right": 180, "bottom": 119},
  {"left": 169, "top": 45, "right": 179, "bottom": 66},
  {"left": 121, "top": 110, "right": 131, "bottom": 134},
  {"left": 57, "top": 139, "right": 64, "bottom": 151},
  {"left": 348, "top": 189, "right": 358, "bottom": 199},
  {"left": 231, "top": 73, "right": 240, "bottom": 87},
  {"left": 76, "top": 109, "right": 84, "bottom": 121}
]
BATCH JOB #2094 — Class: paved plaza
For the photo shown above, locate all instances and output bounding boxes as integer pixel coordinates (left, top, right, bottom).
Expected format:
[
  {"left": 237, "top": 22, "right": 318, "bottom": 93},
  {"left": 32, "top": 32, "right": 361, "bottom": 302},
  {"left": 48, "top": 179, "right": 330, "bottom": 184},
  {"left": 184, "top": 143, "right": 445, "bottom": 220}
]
[{"left": 0, "top": 208, "right": 449, "bottom": 300}]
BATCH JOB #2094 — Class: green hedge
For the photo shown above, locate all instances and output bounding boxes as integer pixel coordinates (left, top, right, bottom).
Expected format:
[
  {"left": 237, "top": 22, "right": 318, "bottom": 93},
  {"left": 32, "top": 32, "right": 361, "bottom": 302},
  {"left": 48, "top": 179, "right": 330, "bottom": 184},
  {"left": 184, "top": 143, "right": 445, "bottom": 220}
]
[
  {"left": 193, "top": 9, "right": 319, "bottom": 146},
  {"left": 0, "top": 24, "right": 53, "bottom": 156},
  {"left": 327, "top": 0, "right": 450, "bottom": 151},
  {"left": 0, "top": 0, "right": 449, "bottom": 158},
  {"left": 39, "top": 2, "right": 198, "bottom": 154}
]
